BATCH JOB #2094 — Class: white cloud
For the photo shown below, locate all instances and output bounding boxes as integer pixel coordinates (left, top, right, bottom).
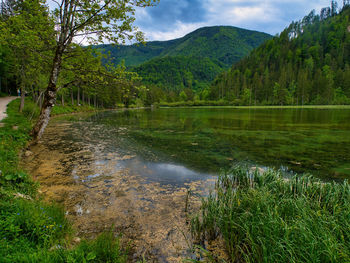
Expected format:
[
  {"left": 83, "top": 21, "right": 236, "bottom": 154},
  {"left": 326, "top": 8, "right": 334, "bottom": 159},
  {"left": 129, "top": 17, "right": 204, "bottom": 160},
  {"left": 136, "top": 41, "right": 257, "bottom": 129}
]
[
  {"left": 136, "top": 0, "right": 334, "bottom": 41},
  {"left": 143, "top": 21, "right": 206, "bottom": 41}
]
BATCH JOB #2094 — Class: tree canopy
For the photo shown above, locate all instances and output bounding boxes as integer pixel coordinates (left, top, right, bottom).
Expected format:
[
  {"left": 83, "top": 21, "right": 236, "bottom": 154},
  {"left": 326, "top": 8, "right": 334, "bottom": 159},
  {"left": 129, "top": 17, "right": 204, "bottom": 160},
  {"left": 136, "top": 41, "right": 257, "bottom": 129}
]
[{"left": 209, "top": 2, "right": 350, "bottom": 106}]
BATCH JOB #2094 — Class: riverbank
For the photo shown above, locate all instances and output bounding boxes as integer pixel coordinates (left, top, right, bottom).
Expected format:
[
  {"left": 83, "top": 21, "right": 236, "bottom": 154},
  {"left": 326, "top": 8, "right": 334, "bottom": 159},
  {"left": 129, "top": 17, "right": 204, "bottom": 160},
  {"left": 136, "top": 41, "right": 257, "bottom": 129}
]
[
  {"left": 0, "top": 99, "right": 128, "bottom": 262},
  {"left": 160, "top": 104, "right": 350, "bottom": 109},
  {"left": 21, "top": 110, "right": 212, "bottom": 262},
  {"left": 191, "top": 166, "right": 350, "bottom": 262}
]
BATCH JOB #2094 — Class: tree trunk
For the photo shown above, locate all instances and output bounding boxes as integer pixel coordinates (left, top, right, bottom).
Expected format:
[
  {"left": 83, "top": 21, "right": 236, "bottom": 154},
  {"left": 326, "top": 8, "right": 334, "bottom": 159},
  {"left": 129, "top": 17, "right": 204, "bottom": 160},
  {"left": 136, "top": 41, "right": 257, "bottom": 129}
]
[
  {"left": 39, "top": 93, "right": 43, "bottom": 108},
  {"left": 61, "top": 94, "right": 64, "bottom": 106},
  {"left": 88, "top": 95, "right": 90, "bottom": 106},
  {"left": 94, "top": 95, "right": 96, "bottom": 107},
  {"left": 19, "top": 85, "right": 25, "bottom": 112},
  {"left": 82, "top": 91, "right": 85, "bottom": 105},
  {"left": 32, "top": 86, "right": 37, "bottom": 102},
  {"left": 37, "top": 90, "right": 40, "bottom": 105},
  {"left": 32, "top": 48, "right": 63, "bottom": 140},
  {"left": 77, "top": 87, "right": 80, "bottom": 105},
  {"left": 71, "top": 89, "right": 74, "bottom": 105}
]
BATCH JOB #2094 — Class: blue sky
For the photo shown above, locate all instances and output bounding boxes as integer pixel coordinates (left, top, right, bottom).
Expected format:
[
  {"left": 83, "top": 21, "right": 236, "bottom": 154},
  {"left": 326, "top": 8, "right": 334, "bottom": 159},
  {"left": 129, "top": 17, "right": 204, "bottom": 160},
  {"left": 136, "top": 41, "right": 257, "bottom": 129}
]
[{"left": 135, "top": 0, "right": 334, "bottom": 41}]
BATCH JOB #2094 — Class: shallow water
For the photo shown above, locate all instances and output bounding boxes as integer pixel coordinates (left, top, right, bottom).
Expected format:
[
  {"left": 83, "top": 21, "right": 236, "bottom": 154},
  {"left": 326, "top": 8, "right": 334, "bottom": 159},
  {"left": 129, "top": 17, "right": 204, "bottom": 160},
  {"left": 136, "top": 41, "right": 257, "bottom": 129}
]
[
  {"left": 23, "top": 113, "right": 215, "bottom": 262},
  {"left": 89, "top": 107, "right": 350, "bottom": 180},
  {"left": 23, "top": 107, "right": 350, "bottom": 261}
]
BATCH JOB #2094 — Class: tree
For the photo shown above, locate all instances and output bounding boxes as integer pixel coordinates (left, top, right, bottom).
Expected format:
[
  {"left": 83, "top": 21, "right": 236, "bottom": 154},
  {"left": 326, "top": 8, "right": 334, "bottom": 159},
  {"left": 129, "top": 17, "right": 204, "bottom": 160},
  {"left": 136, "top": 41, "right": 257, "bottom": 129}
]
[
  {"left": 179, "top": 90, "right": 187, "bottom": 101},
  {"left": 320, "top": 7, "right": 331, "bottom": 20},
  {"left": 344, "top": 0, "right": 350, "bottom": 8},
  {"left": 0, "top": 0, "right": 54, "bottom": 111},
  {"left": 31, "top": 0, "right": 158, "bottom": 140},
  {"left": 331, "top": 0, "right": 338, "bottom": 16}
]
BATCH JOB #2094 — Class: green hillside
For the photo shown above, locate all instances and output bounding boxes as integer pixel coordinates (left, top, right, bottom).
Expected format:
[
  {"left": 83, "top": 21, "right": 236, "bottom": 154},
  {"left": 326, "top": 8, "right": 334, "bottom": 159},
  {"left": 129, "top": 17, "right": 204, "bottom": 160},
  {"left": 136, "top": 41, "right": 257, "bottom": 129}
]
[
  {"left": 96, "top": 26, "right": 271, "bottom": 96},
  {"left": 97, "top": 41, "right": 169, "bottom": 67},
  {"left": 157, "top": 26, "right": 272, "bottom": 67},
  {"left": 98, "top": 26, "right": 271, "bottom": 68},
  {"left": 209, "top": 4, "right": 350, "bottom": 105},
  {"left": 133, "top": 56, "right": 223, "bottom": 92}
]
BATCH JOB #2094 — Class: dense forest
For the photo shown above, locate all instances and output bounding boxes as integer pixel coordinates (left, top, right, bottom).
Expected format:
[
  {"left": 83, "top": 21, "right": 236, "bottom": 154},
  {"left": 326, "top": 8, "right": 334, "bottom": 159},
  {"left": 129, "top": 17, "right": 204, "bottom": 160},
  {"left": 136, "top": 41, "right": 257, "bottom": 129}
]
[
  {"left": 2, "top": 1, "right": 350, "bottom": 110},
  {"left": 0, "top": 3, "right": 270, "bottom": 109},
  {"left": 0, "top": 0, "right": 150, "bottom": 111},
  {"left": 209, "top": 1, "right": 350, "bottom": 105},
  {"left": 134, "top": 56, "right": 223, "bottom": 93},
  {"left": 98, "top": 26, "right": 272, "bottom": 67},
  {"left": 99, "top": 26, "right": 271, "bottom": 101}
]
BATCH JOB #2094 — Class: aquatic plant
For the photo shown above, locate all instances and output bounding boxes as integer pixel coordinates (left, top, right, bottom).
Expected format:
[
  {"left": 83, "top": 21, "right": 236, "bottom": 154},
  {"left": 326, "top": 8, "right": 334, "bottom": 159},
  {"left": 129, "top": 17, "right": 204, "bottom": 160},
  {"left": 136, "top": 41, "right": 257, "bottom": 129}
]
[{"left": 191, "top": 166, "right": 350, "bottom": 262}]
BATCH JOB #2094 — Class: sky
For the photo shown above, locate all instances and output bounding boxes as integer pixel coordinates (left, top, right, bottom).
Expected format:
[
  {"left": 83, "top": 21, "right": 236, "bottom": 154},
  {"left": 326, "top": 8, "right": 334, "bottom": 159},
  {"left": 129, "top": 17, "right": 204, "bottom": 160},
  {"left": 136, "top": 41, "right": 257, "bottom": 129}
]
[{"left": 134, "top": 0, "right": 334, "bottom": 41}]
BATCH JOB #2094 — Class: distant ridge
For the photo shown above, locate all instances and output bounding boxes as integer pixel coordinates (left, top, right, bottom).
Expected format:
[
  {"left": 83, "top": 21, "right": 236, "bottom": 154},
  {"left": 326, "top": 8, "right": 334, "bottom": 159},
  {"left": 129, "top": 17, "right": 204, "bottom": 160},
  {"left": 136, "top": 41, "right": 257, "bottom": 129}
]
[
  {"left": 96, "top": 26, "right": 271, "bottom": 92},
  {"left": 97, "top": 26, "right": 272, "bottom": 68}
]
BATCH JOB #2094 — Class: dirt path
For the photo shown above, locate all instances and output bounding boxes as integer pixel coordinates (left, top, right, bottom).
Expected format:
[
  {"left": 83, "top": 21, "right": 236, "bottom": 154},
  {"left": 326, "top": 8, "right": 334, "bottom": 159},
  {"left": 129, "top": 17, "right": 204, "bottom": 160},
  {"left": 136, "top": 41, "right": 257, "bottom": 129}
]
[{"left": 0, "top": 97, "right": 18, "bottom": 121}]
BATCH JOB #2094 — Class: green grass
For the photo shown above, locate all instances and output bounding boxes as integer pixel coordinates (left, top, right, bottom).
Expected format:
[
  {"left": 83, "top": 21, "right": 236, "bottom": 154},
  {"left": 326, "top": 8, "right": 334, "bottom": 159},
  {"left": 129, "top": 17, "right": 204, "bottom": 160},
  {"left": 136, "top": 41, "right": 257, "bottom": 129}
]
[
  {"left": 191, "top": 166, "right": 350, "bottom": 262},
  {"left": 51, "top": 104, "right": 96, "bottom": 115},
  {"left": 0, "top": 99, "right": 127, "bottom": 262},
  {"left": 159, "top": 100, "right": 233, "bottom": 107},
  {"left": 160, "top": 101, "right": 350, "bottom": 109}
]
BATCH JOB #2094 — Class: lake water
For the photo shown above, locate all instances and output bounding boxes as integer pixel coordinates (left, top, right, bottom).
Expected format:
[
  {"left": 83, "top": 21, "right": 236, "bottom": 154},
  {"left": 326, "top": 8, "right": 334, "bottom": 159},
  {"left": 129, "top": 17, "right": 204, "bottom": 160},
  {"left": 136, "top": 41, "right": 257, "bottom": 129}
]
[
  {"left": 24, "top": 107, "right": 350, "bottom": 261},
  {"left": 77, "top": 107, "right": 350, "bottom": 181}
]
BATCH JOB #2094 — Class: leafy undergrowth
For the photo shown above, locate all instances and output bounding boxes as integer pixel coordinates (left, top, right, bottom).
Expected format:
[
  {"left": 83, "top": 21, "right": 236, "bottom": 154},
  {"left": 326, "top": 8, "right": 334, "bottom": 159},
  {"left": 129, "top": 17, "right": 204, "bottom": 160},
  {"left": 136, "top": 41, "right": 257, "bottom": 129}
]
[
  {"left": 0, "top": 99, "right": 127, "bottom": 262},
  {"left": 0, "top": 92, "right": 8, "bottom": 97},
  {"left": 191, "top": 166, "right": 350, "bottom": 262},
  {"left": 51, "top": 104, "right": 96, "bottom": 115}
]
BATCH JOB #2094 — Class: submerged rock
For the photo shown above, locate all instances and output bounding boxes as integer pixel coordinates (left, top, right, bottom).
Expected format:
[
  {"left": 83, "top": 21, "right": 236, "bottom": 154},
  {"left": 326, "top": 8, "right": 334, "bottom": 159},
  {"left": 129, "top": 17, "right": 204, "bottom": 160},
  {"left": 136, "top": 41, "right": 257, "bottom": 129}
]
[{"left": 24, "top": 150, "right": 33, "bottom": 157}]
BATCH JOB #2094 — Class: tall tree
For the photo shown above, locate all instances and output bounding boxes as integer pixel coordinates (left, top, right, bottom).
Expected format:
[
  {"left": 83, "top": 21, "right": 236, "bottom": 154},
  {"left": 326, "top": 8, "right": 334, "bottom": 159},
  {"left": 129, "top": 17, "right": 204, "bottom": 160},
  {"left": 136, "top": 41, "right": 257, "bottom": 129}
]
[
  {"left": 31, "top": 0, "right": 158, "bottom": 140},
  {"left": 0, "top": 0, "right": 54, "bottom": 111}
]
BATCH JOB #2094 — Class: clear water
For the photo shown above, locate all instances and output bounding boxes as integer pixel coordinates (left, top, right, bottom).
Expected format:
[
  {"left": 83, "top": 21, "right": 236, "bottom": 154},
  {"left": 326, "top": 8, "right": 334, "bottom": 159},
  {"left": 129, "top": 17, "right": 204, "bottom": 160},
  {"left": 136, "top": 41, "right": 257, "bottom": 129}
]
[{"left": 53, "top": 107, "right": 350, "bottom": 181}]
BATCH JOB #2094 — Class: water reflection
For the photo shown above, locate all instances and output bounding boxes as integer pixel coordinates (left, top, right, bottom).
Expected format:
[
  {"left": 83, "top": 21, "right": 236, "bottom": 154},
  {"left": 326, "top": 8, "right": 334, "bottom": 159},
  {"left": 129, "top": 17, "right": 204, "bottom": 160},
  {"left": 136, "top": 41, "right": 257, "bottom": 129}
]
[
  {"left": 87, "top": 156, "right": 214, "bottom": 185},
  {"left": 121, "top": 158, "right": 214, "bottom": 185}
]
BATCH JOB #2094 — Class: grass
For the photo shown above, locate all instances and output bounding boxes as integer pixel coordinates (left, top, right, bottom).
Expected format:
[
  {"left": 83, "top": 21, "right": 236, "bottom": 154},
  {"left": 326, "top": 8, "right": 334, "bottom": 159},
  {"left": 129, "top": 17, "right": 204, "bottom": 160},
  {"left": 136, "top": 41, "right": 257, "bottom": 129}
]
[
  {"left": 191, "top": 166, "right": 350, "bottom": 262},
  {"left": 0, "top": 99, "right": 127, "bottom": 262},
  {"left": 160, "top": 102, "right": 350, "bottom": 109},
  {"left": 51, "top": 104, "right": 96, "bottom": 115},
  {"left": 159, "top": 100, "right": 232, "bottom": 107}
]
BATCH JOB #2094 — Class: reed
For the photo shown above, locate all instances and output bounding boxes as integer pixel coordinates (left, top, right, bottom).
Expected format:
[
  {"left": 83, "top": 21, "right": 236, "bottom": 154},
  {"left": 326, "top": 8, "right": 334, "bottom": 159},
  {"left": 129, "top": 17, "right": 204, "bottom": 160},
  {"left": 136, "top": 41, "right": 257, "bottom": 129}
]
[{"left": 191, "top": 166, "right": 350, "bottom": 262}]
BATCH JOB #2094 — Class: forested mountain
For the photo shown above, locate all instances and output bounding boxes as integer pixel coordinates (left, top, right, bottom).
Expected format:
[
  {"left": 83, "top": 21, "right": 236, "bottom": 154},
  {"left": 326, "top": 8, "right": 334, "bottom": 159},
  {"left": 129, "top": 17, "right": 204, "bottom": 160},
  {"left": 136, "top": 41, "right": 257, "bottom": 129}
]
[
  {"left": 209, "top": 3, "right": 350, "bottom": 105},
  {"left": 96, "top": 26, "right": 271, "bottom": 96},
  {"left": 133, "top": 56, "right": 223, "bottom": 92},
  {"left": 98, "top": 26, "right": 271, "bottom": 67}
]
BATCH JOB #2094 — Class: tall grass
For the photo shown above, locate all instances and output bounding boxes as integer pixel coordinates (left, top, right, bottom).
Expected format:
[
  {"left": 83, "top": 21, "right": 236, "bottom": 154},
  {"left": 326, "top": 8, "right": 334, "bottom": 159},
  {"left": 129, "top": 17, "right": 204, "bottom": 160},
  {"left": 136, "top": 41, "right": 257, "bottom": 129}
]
[{"left": 191, "top": 166, "right": 350, "bottom": 262}]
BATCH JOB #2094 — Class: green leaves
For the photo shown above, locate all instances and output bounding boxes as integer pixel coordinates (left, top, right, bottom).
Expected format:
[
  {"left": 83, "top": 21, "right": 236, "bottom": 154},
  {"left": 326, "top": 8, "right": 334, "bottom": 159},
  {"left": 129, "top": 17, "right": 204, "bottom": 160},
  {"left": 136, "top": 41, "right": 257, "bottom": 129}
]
[{"left": 4, "top": 171, "right": 28, "bottom": 182}]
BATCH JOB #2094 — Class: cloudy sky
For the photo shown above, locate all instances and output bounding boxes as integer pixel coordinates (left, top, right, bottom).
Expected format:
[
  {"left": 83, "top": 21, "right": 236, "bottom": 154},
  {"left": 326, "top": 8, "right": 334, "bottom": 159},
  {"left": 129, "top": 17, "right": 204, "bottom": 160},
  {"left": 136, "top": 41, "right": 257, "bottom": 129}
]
[{"left": 134, "top": 0, "right": 333, "bottom": 41}]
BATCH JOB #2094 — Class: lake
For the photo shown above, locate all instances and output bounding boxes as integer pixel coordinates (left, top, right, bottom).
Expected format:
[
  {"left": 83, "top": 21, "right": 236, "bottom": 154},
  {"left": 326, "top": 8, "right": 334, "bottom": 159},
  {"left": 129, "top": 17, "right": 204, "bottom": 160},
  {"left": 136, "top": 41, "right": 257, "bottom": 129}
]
[
  {"left": 83, "top": 107, "right": 350, "bottom": 181},
  {"left": 24, "top": 107, "right": 350, "bottom": 261}
]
